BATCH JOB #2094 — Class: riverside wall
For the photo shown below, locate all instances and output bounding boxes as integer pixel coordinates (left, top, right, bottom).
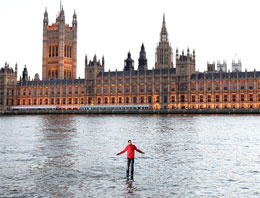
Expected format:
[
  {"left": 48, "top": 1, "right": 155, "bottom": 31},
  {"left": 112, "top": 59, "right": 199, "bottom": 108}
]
[{"left": 2, "top": 109, "right": 260, "bottom": 115}]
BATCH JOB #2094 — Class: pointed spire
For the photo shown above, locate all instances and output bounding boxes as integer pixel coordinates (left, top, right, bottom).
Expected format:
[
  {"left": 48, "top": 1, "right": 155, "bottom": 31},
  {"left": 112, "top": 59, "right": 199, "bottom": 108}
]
[
  {"left": 85, "top": 54, "right": 88, "bottom": 66},
  {"left": 102, "top": 55, "right": 105, "bottom": 66},
  {"left": 163, "top": 13, "right": 166, "bottom": 26},
  {"left": 128, "top": 51, "right": 131, "bottom": 58},
  {"left": 43, "top": 7, "right": 48, "bottom": 26},
  {"left": 44, "top": 7, "right": 48, "bottom": 15},
  {"left": 73, "top": 9, "right": 77, "bottom": 19},
  {"left": 160, "top": 13, "right": 168, "bottom": 42},
  {"left": 141, "top": 43, "right": 145, "bottom": 52}
]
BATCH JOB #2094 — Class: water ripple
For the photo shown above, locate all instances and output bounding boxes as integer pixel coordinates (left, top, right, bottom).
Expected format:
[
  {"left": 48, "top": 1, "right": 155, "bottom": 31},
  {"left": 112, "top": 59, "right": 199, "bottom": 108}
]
[{"left": 1, "top": 114, "right": 260, "bottom": 197}]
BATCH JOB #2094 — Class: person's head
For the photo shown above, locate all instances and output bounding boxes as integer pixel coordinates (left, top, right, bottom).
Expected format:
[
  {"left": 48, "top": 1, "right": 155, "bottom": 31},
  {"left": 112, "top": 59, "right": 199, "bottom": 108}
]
[{"left": 128, "top": 140, "right": 132, "bottom": 145}]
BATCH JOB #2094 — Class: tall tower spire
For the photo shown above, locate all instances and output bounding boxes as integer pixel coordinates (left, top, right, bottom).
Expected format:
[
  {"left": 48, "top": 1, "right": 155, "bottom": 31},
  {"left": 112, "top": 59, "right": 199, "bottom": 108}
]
[
  {"left": 155, "top": 14, "right": 173, "bottom": 69},
  {"left": 163, "top": 13, "right": 165, "bottom": 26},
  {"left": 160, "top": 13, "right": 168, "bottom": 42}
]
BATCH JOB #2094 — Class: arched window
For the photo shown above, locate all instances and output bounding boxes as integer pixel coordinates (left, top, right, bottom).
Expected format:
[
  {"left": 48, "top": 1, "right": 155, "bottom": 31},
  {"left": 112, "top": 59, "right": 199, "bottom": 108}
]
[
  {"left": 133, "top": 97, "right": 137, "bottom": 104},
  {"left": 52, "top": 46, "right": 55, "bottom": 57},
  {"left": 98, "top": 98, "right": 101, "bottom": 104},
  {"left": 56, "top": 46, "right": 58, "bottom": 56},
  {"left": 49, "top": 46, "right": 51, "bottom": 57},
  {"left": 45, "top": 98, "right": 48, "bottom": 105},
  {"left": 140, "top": 96, "right": 144, "bottom": 104},
  {"left": 111, "top": 97, "right": 115, "bottom": 104},
  {"left": 88, "top": 97, "right": 92, "bottom": 104}
]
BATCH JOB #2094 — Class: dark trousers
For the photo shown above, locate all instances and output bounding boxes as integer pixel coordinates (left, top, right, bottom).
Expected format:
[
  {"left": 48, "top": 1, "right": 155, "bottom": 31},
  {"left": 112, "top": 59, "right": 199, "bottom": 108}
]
[{"left": 126, "top": 158, "right": 134, "bottom": 177}]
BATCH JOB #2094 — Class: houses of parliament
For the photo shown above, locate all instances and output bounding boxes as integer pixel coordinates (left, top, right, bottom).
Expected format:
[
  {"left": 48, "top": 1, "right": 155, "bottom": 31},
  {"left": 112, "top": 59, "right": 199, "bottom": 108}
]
[{"left": 1, "top": 7, "right": 260, "bottom": 111}]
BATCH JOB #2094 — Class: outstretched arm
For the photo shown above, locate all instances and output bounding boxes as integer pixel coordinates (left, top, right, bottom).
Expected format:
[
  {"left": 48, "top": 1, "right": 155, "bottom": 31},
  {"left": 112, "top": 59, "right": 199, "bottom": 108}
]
[
  {"left": 116, "top": 146, "right": 128, "bottom": 155},
  {"left": 135, "top": 146, "right": 145, "bottom": 154}
]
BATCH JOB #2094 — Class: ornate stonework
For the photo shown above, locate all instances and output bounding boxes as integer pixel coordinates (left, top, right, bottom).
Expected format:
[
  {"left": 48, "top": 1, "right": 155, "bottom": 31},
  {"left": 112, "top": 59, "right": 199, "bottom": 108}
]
[
  {"left": 42, "top": 7, "right": 77, "bottom": 80},
  {"left": 1, "top": 8, "right": 260, "bottom": 111}
]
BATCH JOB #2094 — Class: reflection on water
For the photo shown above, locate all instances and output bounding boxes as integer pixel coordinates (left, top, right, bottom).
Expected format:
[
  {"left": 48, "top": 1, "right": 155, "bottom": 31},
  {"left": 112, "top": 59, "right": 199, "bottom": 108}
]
[
  {"left": 1, "top": 114, "right": 260, "bottom": 197},
  {"left": 34, "top": 115, "right": 78, "bottom": 197}
]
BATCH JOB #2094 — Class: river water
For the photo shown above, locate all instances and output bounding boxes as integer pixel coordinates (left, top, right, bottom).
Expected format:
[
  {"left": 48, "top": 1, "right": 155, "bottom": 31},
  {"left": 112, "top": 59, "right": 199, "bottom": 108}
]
[{"left": 0, "top": 114, "right": 260, "bottom": 197}]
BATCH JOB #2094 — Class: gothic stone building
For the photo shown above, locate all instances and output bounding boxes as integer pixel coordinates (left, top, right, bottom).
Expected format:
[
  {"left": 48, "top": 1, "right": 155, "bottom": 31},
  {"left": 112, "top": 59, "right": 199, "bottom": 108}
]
[{"left": 1, "top": 8, "right": 260, "bottom": 111}]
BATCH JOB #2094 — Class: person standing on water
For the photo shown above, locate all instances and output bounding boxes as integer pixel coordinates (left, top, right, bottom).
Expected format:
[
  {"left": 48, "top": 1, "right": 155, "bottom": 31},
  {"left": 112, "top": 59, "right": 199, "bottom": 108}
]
[{"left": 116, "top": 140, "right": 145, "bottom": 180}]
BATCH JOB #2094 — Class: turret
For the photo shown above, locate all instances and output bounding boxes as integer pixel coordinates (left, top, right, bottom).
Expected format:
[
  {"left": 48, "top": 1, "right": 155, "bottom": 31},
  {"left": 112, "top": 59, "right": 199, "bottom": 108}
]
[
  {"left": 138, "top": 43, "right": 148, "bottom": 70},
  {"left": 72, "top": 10, "right": 77, "bottom": 29},
  {"left": 43, "top": 8, "right": 48, "bottom": 27},
  {"left": 0, "top": 63, "right": 18, "bottom": 110},
  {"left": 85, "top": 54, "right": 104, "bottom": 80},
  {"left": 217, "top": 60, "right": 227, "bottom": 72},
  {"left": 207, "top": 61, "right": 216, "bottom": 72},
  {"left": 124, "top": 52, "right": 134, "bottom": 71},
  {"left": 102, "top": 56, "right": 105, "bottom": 67},
  {"left": 15, "top": 63, "right": 17, "bottom": 74},
  {"left": 176, "top": 48, "right": 196, "bottom": 76},
  {"left": 34, "top": 73, "right": 40, "bottom": 81},
  {"left": 232, "top": 58, "right": 242, "bottom": 72},
  {"left": 85, "top": 54, "right": 88, "bottom": 67},
  {"left": 56, "top": 6, "right": 65, "bottom": 23},
  {"left": 22, "top": 65, "right": 29, "bottom": 81}
]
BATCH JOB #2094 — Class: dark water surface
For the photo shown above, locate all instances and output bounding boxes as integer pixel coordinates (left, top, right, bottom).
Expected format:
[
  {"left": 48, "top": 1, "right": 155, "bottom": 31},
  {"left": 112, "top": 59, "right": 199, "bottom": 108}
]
[{"left": 0, "top": 115, "right": 260, "bottom": 197}]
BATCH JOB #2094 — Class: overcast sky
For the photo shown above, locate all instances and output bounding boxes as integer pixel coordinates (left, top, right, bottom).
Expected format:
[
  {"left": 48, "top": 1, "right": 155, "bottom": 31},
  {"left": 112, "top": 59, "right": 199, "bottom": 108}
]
[{"left": 0, "top": 0, "right": 260, "bottom": 79}]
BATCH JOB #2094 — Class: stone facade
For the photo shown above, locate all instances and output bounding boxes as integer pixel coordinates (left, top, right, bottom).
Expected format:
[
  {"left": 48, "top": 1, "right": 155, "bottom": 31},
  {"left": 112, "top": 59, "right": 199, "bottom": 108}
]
[
  {"left": 42, "top": 7, "right": 77, "bottom": 80},
  {"left": 1, "top": 9, "right": 260, "bottom": 111},
  {"left": 0, "top": 63, "right": 17, "bottom": 110}
]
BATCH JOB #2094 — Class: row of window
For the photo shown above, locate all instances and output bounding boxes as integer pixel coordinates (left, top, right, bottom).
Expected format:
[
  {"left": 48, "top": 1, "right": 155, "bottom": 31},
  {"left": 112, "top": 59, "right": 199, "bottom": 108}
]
[
  {"left": 18, "top": 87, "right": 86, "bottom": 96},
  {"left": 0, "top": 99, "right": 13, "bottom": 105},
  {"left": 17, "top": 96, "right": 160, "bottom": 106},
  {"left": 17, "top": 82, "right": 260, "bottom": 96},
  {"left": 99, "top": 78, "right": 166, "bottom": 84},
  {"left": 48, "top": 45, "right": 72, "bottom": 58},
  {"left": 17, "top": 93, "right": 260, "bottom": 106},
  {"left": 181, "top": 94, "right": 260, "bottom": 103},
  {"left": 191, "top": 83, "right": 259, "bottom": 91}
]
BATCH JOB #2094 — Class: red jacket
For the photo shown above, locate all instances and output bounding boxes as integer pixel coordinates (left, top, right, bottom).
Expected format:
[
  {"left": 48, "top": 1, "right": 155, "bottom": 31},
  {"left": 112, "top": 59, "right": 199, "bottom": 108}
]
[{"left": 117, "top": 144, "right": 144, "bottom": 158}]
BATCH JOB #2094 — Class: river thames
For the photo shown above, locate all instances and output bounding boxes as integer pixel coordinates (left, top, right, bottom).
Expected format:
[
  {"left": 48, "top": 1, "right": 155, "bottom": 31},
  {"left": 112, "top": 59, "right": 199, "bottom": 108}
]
[{"left": 0, "top": 115, "right": 260, "bottom": 197}]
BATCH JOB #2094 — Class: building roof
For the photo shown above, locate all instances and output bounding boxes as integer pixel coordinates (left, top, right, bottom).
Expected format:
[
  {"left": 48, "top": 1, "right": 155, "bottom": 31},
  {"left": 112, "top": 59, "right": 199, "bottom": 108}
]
[
  {"left": 191, "top": 71, "right": 257, "bottom": 80},
  {"left": 97, "top": 68, "right": 176, "bottom": 78},
  {"left": 18, "top": 78, "right": 85, "bottom": 86}
]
